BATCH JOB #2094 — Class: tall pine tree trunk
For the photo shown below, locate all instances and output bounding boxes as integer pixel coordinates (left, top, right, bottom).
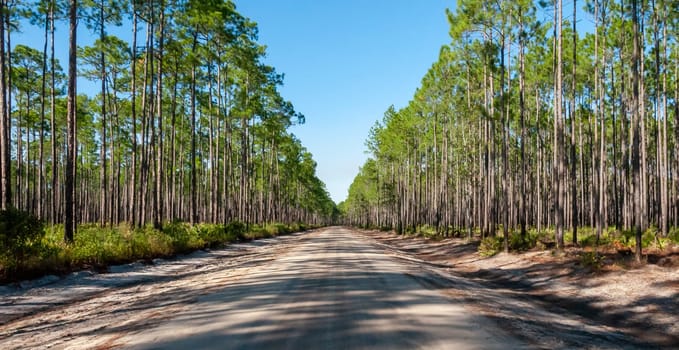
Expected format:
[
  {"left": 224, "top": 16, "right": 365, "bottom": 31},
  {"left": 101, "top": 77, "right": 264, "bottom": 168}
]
[
  {"left": 631, "top": 0, "right": 643, "bottom": 262},
  {"left": 64, "top": 0, "right": 77, "bottom": 243},
  {"left": 570, "top": 0, "right": 578, "bottom": 245}
]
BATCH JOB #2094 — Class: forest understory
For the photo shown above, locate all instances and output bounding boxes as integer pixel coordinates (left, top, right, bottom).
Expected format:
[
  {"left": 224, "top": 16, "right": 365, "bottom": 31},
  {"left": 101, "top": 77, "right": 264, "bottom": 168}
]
[
  {"left": 0, "top": 218, "right": 316, "bottom": 285},
  {"left": 363, "top": 228, "right": 679, "bottom": 348}
]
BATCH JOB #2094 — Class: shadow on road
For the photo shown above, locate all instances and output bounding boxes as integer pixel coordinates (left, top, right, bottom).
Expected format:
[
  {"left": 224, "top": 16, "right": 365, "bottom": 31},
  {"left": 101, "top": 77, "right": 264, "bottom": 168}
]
[
  {"left": 87, "top": 230, "right": 660, "bottom": 349},
  {"left": 3, "top": 229, "right": 670, "bottom": 349}
]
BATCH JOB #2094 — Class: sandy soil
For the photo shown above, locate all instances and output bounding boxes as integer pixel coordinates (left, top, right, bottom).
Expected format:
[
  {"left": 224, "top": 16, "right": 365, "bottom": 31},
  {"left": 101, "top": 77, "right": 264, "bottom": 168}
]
[{"left": 364, "top": 230, "right": 679, "bottom": 348}]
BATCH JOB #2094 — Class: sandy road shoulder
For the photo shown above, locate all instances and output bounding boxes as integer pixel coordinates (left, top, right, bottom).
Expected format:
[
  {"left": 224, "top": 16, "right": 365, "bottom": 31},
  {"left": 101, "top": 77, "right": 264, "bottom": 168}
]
[{"left": 0, "top": 230, "right": 319, "bottom": 349}]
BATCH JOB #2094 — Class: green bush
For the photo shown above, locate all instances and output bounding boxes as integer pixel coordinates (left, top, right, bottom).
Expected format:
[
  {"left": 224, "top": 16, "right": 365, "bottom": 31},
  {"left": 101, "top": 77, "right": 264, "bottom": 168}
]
[
  {"left": 0, "top": 208, "right": 45, "bottom": 264},
  {"left": 246, "top": 224, "right": 273, "bottom": 239},
  {"left": 129, "top": 226, "right": 173, "bottom": 259},
  {"left": 579, "top": 234, "right": 598, "bottom": 247},
  {"left": 70, "top": 226, "right": 130, "bottom": 265},
  {"left": 478, "top": 236, "right": 503, "bottom": 257},
  {"left": 507, "top": 230, "right": 541, "bottom": 251},
  {"left": 615, "top": 228, "right": 658, "bottom": 249},
  {"left": 669, "top": 228, "right": 679, "bottom": 244},
  {"left": 274, "top": 223, "right": 291, "bottom": 235},
  {"left": 197, "top": 223, "right": 232, "bottom": 248},
  {"left": 580, "top": 251, "right": 604, "bottom": 270},
  {"left": 225, "top": 221, "right": 247, "bottom": 240},
  {"left": 417, "top": 225, "right": 438, "bottom": 238}
]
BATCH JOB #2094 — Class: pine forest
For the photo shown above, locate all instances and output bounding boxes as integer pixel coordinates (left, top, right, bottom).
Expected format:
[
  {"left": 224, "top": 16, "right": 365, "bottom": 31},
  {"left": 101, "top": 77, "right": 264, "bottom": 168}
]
[
  {"left": 343, "top": 0, "right": 679, "bottom": 262},
  {"left": 0, "top": 0, "right": 335, "bottom": 278}
]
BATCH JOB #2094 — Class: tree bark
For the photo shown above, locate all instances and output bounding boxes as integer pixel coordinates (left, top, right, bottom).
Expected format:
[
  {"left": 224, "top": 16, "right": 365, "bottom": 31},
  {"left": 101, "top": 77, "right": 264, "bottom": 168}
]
[{"left": 64, "top": 0, "right": 78, "bottom": 243}]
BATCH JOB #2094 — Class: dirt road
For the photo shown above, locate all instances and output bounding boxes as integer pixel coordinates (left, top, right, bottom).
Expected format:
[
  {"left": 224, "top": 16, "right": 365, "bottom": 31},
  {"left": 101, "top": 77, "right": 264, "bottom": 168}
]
[{"left": 0, "top": 227, "right": 652, "bottom": 349}]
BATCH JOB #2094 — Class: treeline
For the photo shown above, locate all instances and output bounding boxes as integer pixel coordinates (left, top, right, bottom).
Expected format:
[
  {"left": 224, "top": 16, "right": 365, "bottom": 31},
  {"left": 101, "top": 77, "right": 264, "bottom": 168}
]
[
  {"left": 342, "top": 0, "right": 679, "bottom": 261},
  {"left": 0, "top": 0, "right": 336, "bottom": 240}
]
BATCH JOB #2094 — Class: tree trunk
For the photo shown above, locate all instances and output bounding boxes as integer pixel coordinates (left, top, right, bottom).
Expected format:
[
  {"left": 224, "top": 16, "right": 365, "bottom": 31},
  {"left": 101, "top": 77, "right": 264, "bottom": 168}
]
[
  {"left": 0, "top": 0, "right": 9, "bottom": 210},
  {"left": 631, "top": 0, "right": 643, "bottom": 262},
  {"left": 570, "top": 0, "right": 578, "bottom": 245},
  {"left": 129, "top": 10, "right": 138, "bottom": 226},
  {"left": 64, "top": 0, "right": 77, "bottom": 243},
  {"left": 554, "top": 0, "right": 565, "bottom": 251},
  {"left": 99, "top": 0, "right": 107, "bottom": 226},
  {"left": 190, "top": 33, "right": 198, "bottom": 224}
]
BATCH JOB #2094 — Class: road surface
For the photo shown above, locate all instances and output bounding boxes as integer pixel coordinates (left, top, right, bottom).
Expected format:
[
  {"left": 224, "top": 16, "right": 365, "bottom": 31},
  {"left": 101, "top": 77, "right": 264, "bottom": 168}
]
[{"left": 0, "top": 227, "right": 643, "bottom": 349}]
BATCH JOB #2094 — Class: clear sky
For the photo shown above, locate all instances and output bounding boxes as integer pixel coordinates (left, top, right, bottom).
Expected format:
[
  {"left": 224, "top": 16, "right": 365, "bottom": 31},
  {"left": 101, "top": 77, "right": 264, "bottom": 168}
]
[{"left": 234, "top": 0, "right": 453, "bottom": 203}]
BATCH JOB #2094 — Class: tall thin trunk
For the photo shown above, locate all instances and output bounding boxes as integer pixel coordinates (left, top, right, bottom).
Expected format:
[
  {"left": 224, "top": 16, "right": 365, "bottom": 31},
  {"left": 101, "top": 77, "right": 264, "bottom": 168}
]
[
  {"left": 64, "top": 0, "right": 77, "bottom": 243},
  {"left": 0, "top": 0, "right": 9, "bottom": 210},
  {"left": 554, "top": 0, "right": 565, "bottom": 251},
  {"left": 129, "top": 10, "right": 137, "bottom": 226},
  {"left": 631, "top": 0, "right": 643, "bottom": 262},
  {"left": 38, "top": 7, "right": 49, "bottom": 220},
  {"left": 570, "top": 0, "right": 578, "bottom": 245},
  {"left": 190, "top": 33, "right": 198, "bottom": 224},
  {"left": 660, "top": 0, "right": 668, "bottom": 237},
  {"left": 99, "top": 0, "right": 107, "bottom": 226},
  {"left": 153, "top": 3, "right": 165, "bottom": 230},
  {"left": 50, "top": 0, "right": 57, "bottom": 224},
  {"left": 519, "top": 7, "right": 527, "bottom": 239}
]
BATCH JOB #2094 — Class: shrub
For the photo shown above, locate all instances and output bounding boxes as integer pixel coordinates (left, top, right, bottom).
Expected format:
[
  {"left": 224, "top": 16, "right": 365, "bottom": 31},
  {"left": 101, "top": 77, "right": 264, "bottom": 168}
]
[
  {"left": 580, "top": 251, "right": 604, "bottom": 270},
  {"left": 417, "top": 225, "right": 438, "bottom": 238},
  {"left": 196, "top": 223, "right": 229, "bottom": 248},
  {"left": 478, "top": 236, "right": 503, "bottom": 257},
  {"left": 70, "top": 226, "right": 130, "bottom": 265},
  {"left": 0, "top": 208, "right": 45, "bottom": 264},
  {"left": 616, "top": 228, "right": 659, "bottom": 249},
  {"left": 127, "top": 226, "right": 172, "bottom": 259},
  {"left": 579, "top": 234, "right": 598, "bottom": 247},
  {"left": 642, "top": 228, "right": 656, "bottom": 248},
  {"left": 274, "top": 223, "right": 291, "bottom": 235},
  {"left": 669, "top": 228, "right": 679, "bottom": 244},
  {"left": 225, "top": 221, "right": 247, "bottom": 240},
  {"left": 508, "top": 231, "right": 540, "bottom": 251},
  {"left": 246, "top": 224, "right": 273, "bottom": 239}
]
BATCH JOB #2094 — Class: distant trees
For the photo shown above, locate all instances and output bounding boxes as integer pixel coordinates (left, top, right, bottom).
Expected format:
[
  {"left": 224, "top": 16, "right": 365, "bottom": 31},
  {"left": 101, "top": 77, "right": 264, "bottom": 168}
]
[
  {"left": 343, "top": 0, "right": 679, "bottom": 261},
  {"left": 0, "top": 0, "right": 335, "bottom": 241}
]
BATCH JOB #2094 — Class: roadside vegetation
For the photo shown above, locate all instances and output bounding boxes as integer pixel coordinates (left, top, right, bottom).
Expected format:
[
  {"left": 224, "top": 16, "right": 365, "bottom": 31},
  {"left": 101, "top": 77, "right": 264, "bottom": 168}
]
[
  {"left": 0, "top": 208, "right": 313, "bottom": 283},
  {"left": 342, "top": 0, "right": 679, "bottom": 266},
  {"left": 353, "top": 222, "right": 679, "bottom": 271}
]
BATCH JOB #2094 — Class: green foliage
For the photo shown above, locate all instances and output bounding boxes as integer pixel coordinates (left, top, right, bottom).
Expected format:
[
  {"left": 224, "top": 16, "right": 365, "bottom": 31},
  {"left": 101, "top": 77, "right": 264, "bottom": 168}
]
[
  {"left": 225, "top": 221, "right": 247, "bottom": 240},
  {"left": 669, "top": 228, "right": 679, "bottom": 244},
  {"left": 417, "top": 225, "right": 438, "bottom": 238},
  {"left": 617, "top": 228, "right": 657, "bottom": 249},
  {"left": 509, "top": 231, "right": 539, "bottom": 251},
  {"left": 478, "top": 236, "right": 503, "bottom": 257},
  {"left": 4, "top": 0, "right": 337, "bottom": 238},
  {"left": 0, "top": 208, "right": 46, "bottom": 268},
  {"left": 578, "top": 234, "right": 600, "bottom": 247},
  {"left": 580, "top": 251, "right": 604, "bottom": 270},
  {"left": 1, "top": 221, "right": 306, "bottom": 283},
  {"left": 69, "top": 225, "right": 133, "bottom": 265},
  {"left": 163, "top": 222, "right": 204, "bottom": 252}
]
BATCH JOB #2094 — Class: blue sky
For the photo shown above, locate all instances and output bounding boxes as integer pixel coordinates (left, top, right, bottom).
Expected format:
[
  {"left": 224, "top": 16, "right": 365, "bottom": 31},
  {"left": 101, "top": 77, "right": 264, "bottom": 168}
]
[{"left": 235, "top": 0, "right": 453, "bottom": 203}]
